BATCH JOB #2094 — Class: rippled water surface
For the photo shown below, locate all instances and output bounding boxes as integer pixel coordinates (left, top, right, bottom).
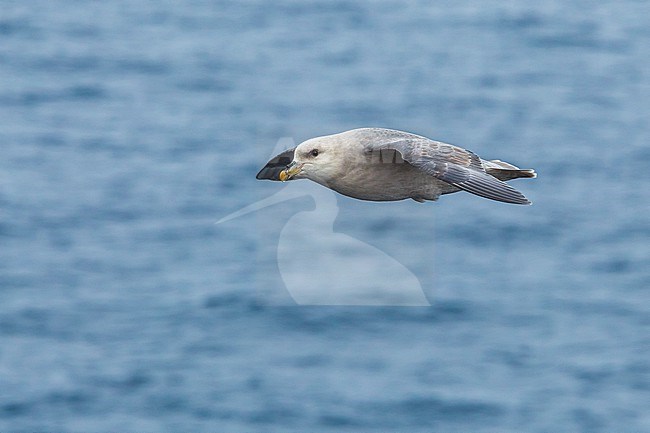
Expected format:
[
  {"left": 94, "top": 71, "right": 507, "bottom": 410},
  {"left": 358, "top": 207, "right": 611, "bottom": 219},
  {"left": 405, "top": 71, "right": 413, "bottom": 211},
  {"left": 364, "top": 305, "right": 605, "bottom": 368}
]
[{"left": 1, "top": 1, "right": 649, "bottom": 432}]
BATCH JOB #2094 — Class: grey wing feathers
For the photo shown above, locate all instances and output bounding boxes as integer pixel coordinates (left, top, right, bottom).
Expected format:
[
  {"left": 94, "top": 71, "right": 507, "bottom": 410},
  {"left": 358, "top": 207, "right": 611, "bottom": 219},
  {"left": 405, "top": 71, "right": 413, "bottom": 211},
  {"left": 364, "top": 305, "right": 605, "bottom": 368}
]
[
  {"left": 365, "top": 132, "right": 532, "bottom": 205},
  {"left": 412, "top": 145, "right": 532, "bottom": 205},
  {"left": 434, "top": 163, "right": 532, "bottom": 204}
]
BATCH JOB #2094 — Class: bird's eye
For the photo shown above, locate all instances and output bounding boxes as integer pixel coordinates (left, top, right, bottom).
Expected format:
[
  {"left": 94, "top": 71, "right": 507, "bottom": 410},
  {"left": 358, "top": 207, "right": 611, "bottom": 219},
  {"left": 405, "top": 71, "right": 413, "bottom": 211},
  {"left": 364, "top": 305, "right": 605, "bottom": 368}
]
[{"left": 310, "top": 149, "right": 319, "bottom": 157}]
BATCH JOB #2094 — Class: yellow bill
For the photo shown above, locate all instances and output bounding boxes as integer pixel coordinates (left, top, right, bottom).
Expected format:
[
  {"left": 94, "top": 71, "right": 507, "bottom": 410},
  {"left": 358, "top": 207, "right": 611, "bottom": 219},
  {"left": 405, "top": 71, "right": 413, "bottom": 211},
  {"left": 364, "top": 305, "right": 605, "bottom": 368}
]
[{"left": 278, "top": 162, "right": 302, "bottom": 181}]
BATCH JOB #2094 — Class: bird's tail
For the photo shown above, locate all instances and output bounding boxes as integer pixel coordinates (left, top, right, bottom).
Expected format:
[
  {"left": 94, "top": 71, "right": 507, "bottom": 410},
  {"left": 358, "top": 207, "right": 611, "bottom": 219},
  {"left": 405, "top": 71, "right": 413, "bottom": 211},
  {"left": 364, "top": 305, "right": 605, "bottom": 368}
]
[{"left": 483, "top": 159, "right": 537, "bottom": 181}]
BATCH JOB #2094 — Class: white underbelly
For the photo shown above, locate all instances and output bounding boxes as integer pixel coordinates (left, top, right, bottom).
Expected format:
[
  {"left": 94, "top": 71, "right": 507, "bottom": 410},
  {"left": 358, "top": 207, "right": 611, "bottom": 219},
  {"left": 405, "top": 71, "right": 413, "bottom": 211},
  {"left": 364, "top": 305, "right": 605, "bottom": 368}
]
[{"left": 326, "top": 163, "right": 456, "bottom": 202}]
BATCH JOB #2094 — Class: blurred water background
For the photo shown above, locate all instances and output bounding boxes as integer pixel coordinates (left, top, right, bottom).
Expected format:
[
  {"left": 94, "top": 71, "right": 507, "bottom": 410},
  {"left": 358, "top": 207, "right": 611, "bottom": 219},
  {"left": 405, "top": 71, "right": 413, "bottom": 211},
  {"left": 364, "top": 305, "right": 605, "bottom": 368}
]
[{"left": 1, "top": 0, "right": 649, "bottom": 432}]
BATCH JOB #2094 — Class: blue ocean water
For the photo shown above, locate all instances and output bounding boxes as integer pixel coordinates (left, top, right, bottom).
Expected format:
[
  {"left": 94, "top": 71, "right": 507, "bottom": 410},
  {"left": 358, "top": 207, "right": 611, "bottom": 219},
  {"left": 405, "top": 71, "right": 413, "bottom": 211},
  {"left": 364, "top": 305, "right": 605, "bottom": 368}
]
[{"left": 1, "top": 0, "right": 649, "bottom": 431}]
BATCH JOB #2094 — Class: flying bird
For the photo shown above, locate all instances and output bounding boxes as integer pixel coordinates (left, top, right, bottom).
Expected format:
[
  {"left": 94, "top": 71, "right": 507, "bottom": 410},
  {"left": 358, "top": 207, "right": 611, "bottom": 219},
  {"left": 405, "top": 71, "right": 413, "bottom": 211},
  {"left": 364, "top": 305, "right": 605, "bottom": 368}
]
[{"left": 256, "top": 128, "right": 536, "bottom": 205}]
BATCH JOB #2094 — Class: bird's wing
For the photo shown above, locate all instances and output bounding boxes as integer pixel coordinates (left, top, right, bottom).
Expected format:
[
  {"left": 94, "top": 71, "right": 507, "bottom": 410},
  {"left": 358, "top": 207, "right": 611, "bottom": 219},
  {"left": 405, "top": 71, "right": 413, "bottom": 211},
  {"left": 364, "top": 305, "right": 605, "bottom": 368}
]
[
  {"left": 365, "top": 137, "right": 531, "bottom": 205},
  {"left": 256, "top": 148, "right": 296, "bottom": 181}
]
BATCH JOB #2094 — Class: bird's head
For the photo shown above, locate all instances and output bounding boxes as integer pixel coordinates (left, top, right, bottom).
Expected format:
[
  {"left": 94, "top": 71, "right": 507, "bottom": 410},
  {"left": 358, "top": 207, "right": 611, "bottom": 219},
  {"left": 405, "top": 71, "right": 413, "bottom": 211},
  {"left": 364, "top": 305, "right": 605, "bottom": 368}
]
[{"left": 279, "top": 136, "right": 345, "bottom": 185}]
